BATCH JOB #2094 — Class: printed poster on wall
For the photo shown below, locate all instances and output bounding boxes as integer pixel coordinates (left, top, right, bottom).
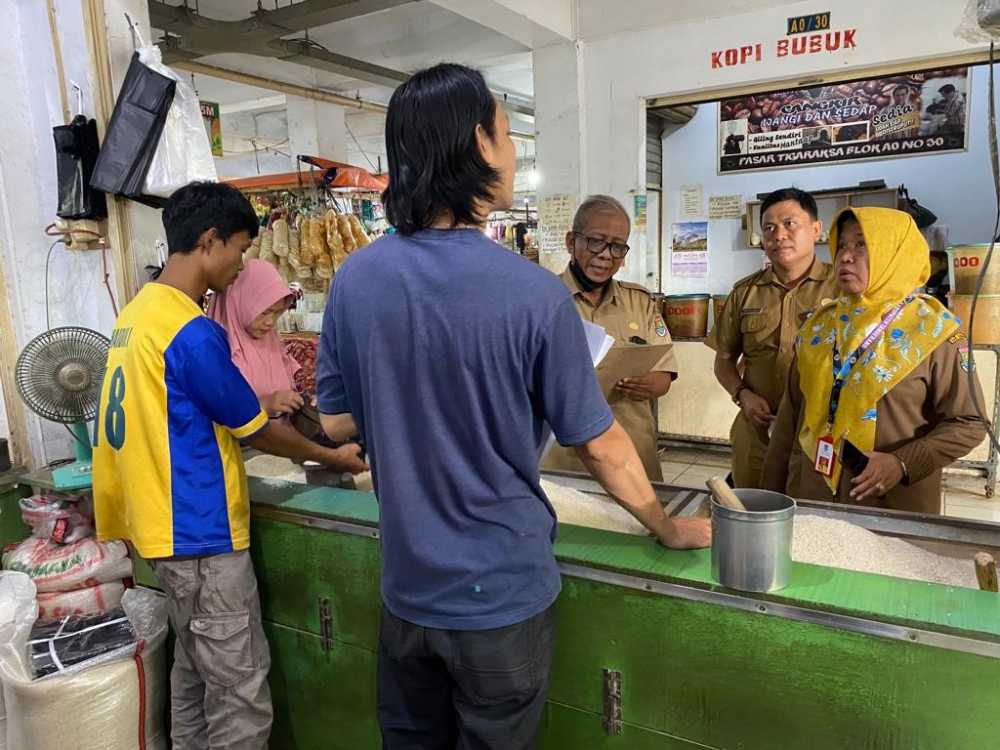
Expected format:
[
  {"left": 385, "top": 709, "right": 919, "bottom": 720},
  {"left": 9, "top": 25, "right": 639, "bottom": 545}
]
[
  {"left": 634, "top": 194, "right": 647, "bottom": 230},
  {"left": 718, "top": 67, "right": 969, "bottom": 174},
  {"left": 538, "top": 193, "right": 578, "bottom": 254},
  {"left": 671, "top": 221, "right": 709, "bottom": 278},
  {"left": 679, "top": 185, "right": 704, "bottom": 218},
  {"left": 200, "top": 101, "right": 223, "bottom": 157}
]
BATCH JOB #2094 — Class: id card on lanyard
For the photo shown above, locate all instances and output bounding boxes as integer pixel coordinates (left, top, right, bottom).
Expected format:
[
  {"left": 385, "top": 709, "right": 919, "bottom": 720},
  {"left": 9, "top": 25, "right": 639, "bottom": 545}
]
[{"left": 814, "top": 295, "right": 914, "bottom": 477}]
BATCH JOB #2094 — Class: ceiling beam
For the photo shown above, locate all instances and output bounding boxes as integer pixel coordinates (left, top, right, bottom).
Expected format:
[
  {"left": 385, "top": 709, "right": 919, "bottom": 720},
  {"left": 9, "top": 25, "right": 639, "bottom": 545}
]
[
  {"left": 255, "top": 0, "right": 417, "bottom": 31},
  {"left": 170, "top": 59, "right": 389, "bottom": 114},
  {"left": 149, "top": 0, "right": 536, "bottom": 116},
  {"left": 149, "top": 0, "right": 411, "bottom": 89},
  {"left": 270, "top": 39, "right": 408, "bottom": 88},
  {"left": 219, "top": 95, "right": 288, "bottom": 115}
]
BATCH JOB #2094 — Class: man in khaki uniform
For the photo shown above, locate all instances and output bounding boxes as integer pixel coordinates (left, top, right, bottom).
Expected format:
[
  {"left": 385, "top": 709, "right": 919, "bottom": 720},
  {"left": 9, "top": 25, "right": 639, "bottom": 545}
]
[
  {"left": 707, "top": 188, "right": 838, "bottom": 488},
  {"left": 542, "top": 195, "right": 678, "bottom": 481}
]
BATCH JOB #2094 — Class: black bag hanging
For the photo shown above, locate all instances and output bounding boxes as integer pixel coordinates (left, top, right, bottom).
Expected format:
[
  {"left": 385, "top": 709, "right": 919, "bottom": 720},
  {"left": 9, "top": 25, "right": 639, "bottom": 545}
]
[
  {"left": 53, "top": 115, "right": 107, "bottom": 220},
  {"left": 90, "top": 51, "right": 175, "bottom": 207},
  {"left": 900, "top": 185, "right": 938, "bottom": 229}
]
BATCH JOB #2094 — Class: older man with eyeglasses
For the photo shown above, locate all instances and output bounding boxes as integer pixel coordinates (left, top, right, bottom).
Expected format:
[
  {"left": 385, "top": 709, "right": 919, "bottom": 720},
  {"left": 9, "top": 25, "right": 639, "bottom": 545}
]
[{"left": 542, "top": 195, "right": 678, "bottom": 481}]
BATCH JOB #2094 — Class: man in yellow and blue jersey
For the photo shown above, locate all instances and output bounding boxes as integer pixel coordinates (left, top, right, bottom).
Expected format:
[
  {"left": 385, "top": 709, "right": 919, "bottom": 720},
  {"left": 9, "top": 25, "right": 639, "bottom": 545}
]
[{"left": 94, "top": 182, "right": 365, "bottom": 749}]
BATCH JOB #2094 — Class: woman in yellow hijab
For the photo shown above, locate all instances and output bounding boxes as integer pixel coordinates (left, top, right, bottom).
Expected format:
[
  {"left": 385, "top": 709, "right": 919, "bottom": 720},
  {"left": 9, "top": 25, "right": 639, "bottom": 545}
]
[{"left": 762, "top": 207, "right": 986, "bottom": 514}]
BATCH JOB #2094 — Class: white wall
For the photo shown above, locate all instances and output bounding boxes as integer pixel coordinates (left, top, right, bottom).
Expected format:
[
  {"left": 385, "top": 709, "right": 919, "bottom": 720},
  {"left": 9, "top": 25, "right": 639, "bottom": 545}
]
[
  {"left": 214, "top": 109, "right": 293, "bottom": 179},
  {"left": 0, "top": 0, "right": 123, "bottom": 464},
  {"left": 533, "top": 41, "right": 582, "bottom": 272},
  {"left": 575, "top": 0, "right": 790, "bottom": 41},
  {"left": 660, "top": 65, "right": 997, "bottom": 295},
  {"left": 213, "top": 107, "right": 387, "bottom": 180},
  {"left": 577, "top": 0, "right": 985, "bottom": 287}
]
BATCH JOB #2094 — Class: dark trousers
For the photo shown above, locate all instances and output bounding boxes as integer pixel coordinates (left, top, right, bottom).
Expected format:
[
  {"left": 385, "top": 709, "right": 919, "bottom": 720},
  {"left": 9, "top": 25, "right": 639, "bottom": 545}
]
[{"left": 377, "top": 603, "right": 556, "bottom": 750}]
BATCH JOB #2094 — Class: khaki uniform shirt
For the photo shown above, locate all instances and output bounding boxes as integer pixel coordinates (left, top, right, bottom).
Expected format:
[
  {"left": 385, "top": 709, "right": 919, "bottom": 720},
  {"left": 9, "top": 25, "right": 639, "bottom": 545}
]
[
  {"left": 541, "top": 269, "right": 678, "bottom": 481},
  {"left": 706, "top": 258, "right": 838, "bottom": 487},
  {"left": 761, "top": 335, "right": 987, "bottom": 514}
]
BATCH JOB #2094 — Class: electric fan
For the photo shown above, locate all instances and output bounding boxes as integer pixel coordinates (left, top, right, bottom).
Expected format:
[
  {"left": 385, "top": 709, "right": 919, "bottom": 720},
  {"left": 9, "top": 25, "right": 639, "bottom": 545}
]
[{"left": 15, "top": 327, "right": 110, "bottom": 490}]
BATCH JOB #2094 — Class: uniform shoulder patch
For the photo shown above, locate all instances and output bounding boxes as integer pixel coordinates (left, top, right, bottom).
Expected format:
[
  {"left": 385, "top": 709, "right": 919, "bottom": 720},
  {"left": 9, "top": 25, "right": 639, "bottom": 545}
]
[
  {"left": 950, "top": 332, "right": 972, "bottom": 371},
  {"left": 653, "top": 315, "right": 668, "bottom": 337},
  {"left": 617, "top": 280, "right": 652, "bottom": 295}
]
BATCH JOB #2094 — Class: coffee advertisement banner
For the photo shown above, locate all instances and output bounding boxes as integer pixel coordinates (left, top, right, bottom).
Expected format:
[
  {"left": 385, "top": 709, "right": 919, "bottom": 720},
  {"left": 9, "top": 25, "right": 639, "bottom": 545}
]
[{"left": 718, "top": 67, "right": 969, "bottom": 174}]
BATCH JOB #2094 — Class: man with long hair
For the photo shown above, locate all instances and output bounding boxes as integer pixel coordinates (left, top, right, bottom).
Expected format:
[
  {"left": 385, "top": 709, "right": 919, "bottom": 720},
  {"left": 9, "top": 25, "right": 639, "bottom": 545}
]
[{"left": 316, "top": 64, "right": 709, "bottom": 748}]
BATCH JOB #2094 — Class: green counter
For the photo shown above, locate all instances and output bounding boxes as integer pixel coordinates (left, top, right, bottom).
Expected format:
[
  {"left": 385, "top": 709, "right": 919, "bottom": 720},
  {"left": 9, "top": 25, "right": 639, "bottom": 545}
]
[{"left": 242, "top": 479, "right": 1000, "bottom": 749}]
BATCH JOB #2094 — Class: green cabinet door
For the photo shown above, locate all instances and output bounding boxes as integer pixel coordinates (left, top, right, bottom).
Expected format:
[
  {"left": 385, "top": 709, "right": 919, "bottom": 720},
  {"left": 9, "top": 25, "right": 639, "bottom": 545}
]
[
  {"left": 548, "top": 575, "right": 1000, "bottom": 750},
  {"left": 265, "top": 620, "right": 381, "bottom": 749},
  {"left": 252, "top": 518, "right": 382, "bottom": 650}
]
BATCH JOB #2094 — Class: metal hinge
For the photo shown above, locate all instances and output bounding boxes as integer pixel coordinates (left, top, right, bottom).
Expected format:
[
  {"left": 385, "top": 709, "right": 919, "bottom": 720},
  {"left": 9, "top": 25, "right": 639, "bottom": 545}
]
[
  {"left": 319, "top": 596, "right": 333, "bottom": 652},
  {"left": 602, "top": 668, "right": 622, "bottom": 736}
]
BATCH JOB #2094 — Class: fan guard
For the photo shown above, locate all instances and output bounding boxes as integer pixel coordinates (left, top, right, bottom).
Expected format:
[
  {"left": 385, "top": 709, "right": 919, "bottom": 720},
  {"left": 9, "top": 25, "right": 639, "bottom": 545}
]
[{"left": 15, "top": 327, "right": 110, "bottom": 423}]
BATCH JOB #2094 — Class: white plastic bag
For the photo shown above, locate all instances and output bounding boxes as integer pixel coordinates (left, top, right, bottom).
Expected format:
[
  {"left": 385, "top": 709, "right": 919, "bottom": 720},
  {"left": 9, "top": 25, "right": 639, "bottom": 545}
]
[
  {"left": 0, "top": 572, "right": 36, "bottom": 685},
  {"left": 19, "top": 494, "right": 94, "bottom": 544},
  {"left": 138, "top": 44, "right": 217, "bottom": 198}
]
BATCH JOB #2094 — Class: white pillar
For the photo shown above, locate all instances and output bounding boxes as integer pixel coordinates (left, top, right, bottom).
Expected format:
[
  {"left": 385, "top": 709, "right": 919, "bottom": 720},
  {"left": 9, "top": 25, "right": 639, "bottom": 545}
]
[
  {"left": 286, "top": 96, "right": 347, "bottom": 162},
  {"left": 532, "top": 42, "right": 582, "bottom": 274}
]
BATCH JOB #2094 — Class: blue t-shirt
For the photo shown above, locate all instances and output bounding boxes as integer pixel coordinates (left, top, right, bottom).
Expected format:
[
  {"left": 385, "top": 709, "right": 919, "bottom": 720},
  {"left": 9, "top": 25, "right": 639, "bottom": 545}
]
[{"left": 317, "top": 229, "right": 613, "bottom": 630}]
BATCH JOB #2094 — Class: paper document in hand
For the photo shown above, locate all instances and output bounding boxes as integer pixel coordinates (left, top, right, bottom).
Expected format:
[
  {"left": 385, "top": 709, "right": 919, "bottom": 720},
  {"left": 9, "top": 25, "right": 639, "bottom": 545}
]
[
  {"left": 538, "top": 321, "right": 615, "bottom": 460},
  {"left": 594, "top": 343, "right": 673, "bottom": 396}
]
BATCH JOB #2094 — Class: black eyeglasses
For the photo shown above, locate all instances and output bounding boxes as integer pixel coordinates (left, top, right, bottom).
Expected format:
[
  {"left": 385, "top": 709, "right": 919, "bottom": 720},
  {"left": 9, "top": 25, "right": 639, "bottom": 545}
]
[{"left": 573, "top": 232, "right": 630, "bottom": 259}]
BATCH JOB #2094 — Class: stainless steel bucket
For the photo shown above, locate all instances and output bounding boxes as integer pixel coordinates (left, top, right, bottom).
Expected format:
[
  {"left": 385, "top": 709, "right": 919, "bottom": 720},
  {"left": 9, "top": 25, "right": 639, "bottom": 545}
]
[{"left": 711, "top": 489, "right": 795, "bottom": 593}]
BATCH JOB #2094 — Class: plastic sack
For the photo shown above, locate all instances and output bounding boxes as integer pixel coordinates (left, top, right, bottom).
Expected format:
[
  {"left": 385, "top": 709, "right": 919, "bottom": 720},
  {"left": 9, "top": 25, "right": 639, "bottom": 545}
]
[
  {"left": 0, "top": 573, "right": 36, "bottom": 685},
  {"left": 53, "top": 115, "right": 107, "bottom": 220},
  {"left": 2, "top": 537, "right": 132, "bottom": 593},
  {"left": 37, "top": 581, "right": 125, "bottom": 622},
  {"left": 19, "top": 494, "right": 94, "bottom": 544},
  {"left": 2, "top": 587, "right": 168, "bottom": 750},
  {"left": 138, "top": 44, "right": 217, "bottom": 199},
  {"left": 89, "top": 51, "right": 175, "bottom": 206},
  {"left": 956, "top": 0, "right": 1000, "bottom": 42}
]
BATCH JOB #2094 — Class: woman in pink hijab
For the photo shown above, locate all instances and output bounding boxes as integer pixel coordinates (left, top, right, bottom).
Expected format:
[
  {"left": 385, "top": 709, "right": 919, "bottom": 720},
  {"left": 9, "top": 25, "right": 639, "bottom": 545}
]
[
  {"left": 209, "top": 259, "right": 367, "bottom": 474},
  {"left": 209, "top": 259, "right": 304, "bottom": 416}
]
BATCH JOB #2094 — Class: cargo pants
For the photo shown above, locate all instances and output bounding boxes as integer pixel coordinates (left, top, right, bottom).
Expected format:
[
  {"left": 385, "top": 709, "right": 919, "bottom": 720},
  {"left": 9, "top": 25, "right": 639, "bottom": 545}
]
[{"left": 150, "top": 550, "right": 272, "bottom": 750}]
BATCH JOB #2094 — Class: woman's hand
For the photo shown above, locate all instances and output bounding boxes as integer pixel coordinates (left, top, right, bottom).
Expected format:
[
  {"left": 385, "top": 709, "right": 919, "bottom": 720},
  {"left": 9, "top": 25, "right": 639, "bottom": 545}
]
[
  {"left": 262, "top": 390, "right": 304, "bottom": 417},
  {"left": 850, "top": 452, "right": 904, "bottom": 501}
]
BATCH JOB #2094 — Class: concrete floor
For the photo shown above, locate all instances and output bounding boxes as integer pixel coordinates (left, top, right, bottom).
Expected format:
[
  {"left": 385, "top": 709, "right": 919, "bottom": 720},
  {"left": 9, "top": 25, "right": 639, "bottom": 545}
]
[{"left": 660, "top": 445, "right": 999, "bottom": 522}]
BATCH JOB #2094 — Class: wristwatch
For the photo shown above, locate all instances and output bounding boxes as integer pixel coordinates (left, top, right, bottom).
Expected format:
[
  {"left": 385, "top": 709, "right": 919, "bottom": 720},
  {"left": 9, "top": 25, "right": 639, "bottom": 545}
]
[
  {"left": 731, "top": 384, "right": 747, "bottom": 405},
  {"left": 895, "top": 455, "right": 910, "bottom": 485}
]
